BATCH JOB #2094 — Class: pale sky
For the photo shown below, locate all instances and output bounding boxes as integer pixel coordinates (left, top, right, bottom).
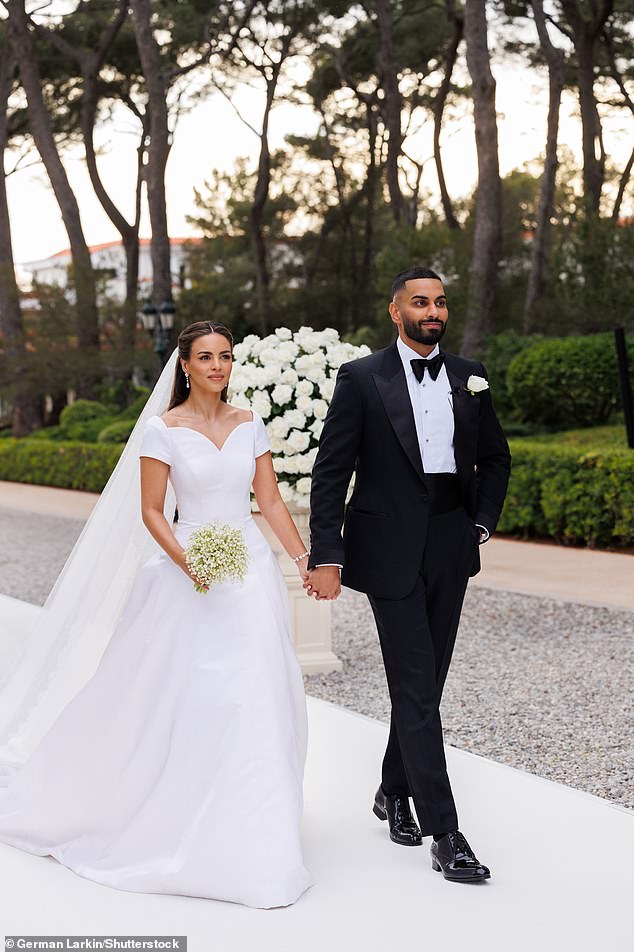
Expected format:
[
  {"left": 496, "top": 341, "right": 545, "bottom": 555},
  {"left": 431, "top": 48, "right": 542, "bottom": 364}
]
[{"left": 6, "top": 55, "right": 633, "bottom": 268}]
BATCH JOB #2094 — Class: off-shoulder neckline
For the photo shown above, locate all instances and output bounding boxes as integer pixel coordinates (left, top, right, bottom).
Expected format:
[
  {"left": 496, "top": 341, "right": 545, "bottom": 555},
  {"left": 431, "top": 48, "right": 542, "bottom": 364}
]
[{"left": 153, "top": 413, "right": 255, "bottom": 453}]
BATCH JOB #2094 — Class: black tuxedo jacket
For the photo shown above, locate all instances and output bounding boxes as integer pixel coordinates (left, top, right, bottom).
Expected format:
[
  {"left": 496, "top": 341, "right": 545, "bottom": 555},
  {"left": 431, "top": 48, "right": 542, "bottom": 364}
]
[{"left": 308, "top": 341, "right": 511, "bottom": 599}]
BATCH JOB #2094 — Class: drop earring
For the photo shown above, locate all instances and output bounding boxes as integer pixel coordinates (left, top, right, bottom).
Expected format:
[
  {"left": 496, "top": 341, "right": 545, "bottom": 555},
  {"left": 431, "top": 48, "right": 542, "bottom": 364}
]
[{"left": 185, "top": 371, "right": 190, "bottom": 389}]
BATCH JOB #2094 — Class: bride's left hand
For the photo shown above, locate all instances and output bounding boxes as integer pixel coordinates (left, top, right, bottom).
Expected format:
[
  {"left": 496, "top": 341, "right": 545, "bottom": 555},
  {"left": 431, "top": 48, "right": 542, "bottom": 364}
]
[{"left": 295, "top": 557, "right": 309, "bottom": 581}]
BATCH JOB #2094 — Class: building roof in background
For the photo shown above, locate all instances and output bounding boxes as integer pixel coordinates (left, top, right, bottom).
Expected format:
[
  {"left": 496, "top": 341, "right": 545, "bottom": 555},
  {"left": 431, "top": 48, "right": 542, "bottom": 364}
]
[{"left": 44, "top": 237, "right": 202, "bottom": 260}]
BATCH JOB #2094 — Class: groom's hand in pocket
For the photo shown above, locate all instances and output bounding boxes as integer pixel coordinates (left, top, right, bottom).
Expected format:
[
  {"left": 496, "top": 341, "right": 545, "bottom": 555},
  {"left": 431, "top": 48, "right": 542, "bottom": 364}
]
[{"left": 304, "top": 566, "right": 341, "bottom": 601}]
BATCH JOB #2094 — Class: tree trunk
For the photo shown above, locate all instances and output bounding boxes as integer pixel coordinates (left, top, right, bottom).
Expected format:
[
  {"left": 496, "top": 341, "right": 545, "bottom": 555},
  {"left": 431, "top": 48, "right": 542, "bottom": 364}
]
[
  {"left": 612, "top": 145, "right": 634, "bottom": 221},
  {"left": 433, "top": 4, "right": 463, "bottom": 231},
  {"left": 375, "top": 0, "right": 405, "bottom": 224},
  {"left": 577, "top": 30, "right": 604, "bottom": 215},
  {"left": 524, "top": 0, "right": 565, "bottom": 329},
  {"left": 361, "top": 101, "right": 378, "bottom": 315},
  {"left": 560, "top": 0, "right": 613, "bottom": 216},
  {"left": 8, "top": 0, "right": 100, "bottom": 398},
  {"left": 130, "top": 0, "right": 172, "bottom": 306},
  {"left": 82, "top": 89, "right": 142, "bottom": 350},
  {"left": 32, "top": 1, "right": 138, "bottom": 352},
  {"left": 250, "top": 83, "right": 275, "bottom": 336},
  {"left": 0, "top": 48, "right": 41, "bottom": 434},
  {"left": 462, "top": 0, "right": 501, "bottom": 354}
]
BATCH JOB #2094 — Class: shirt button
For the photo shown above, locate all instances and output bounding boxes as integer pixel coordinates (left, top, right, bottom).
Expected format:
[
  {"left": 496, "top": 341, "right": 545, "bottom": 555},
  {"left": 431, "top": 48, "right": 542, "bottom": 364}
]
[{"left": 424, "top": 410, "right": 428, "bottom": 414}]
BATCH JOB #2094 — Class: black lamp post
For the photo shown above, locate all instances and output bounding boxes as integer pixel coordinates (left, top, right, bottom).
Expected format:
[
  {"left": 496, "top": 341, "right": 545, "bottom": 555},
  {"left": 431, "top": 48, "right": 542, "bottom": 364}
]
[{"left": 139, "top": 299, "right": 176, "bottom": 368}]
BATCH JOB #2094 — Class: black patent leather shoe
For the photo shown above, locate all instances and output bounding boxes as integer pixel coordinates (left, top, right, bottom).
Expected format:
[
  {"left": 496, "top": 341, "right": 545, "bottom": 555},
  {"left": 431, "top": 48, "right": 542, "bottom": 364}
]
[
  {"left": 430, "top": 831, "right": 491, "bottom": 882},
  {"left": 373, "top": 785, "right": 422, "bottom": 846}
]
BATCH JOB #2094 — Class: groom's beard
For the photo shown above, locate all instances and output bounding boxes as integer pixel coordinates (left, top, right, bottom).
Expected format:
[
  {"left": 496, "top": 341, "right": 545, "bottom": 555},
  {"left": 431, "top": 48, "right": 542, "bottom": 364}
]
[{"left": 402, "top": 315, "right": 447, "bottom": 346}]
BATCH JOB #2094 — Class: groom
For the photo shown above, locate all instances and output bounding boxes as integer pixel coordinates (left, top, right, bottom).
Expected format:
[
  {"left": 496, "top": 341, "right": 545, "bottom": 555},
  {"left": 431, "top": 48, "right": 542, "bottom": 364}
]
[{"left": 306, "top": 267, "right": 511, "bottom": 882}]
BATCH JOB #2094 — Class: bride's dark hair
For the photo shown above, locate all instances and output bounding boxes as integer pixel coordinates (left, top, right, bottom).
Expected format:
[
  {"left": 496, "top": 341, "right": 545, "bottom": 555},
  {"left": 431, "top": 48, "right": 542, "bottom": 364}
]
[{"left": 168, "top": 321, "right": 234, "bottom": 410}]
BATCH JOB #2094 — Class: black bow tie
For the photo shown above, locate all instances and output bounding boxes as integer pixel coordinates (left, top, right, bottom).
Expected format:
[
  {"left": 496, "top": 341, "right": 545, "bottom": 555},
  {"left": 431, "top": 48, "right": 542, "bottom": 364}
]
[{"left": 410, "top": 353, "right": 444, "bottom": 383}]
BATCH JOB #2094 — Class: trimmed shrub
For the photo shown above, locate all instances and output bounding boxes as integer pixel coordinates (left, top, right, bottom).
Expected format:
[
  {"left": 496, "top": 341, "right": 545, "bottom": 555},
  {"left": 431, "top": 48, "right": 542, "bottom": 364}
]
[
  {"left": 98, "top": 419, "right": 136, "bottom": 443},
  {"left": 59, "top": 399, "right": 113, "bottom": 425},
  {"left": 53, "top": 399, "right": 116, "bottom": 442},
  {"left": 498, "top": 440, "right": 634, "bottom": 547},
  {"left": 506, "top": 333, "right": 634, "bottom": 428},
  {"left": 0, "top": 439, "right": 122, "bottom": 493}
]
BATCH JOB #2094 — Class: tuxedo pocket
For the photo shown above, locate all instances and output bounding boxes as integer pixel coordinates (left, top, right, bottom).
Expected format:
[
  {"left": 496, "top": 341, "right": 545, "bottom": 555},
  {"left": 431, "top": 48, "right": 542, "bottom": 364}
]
[
  {"left": 347, "top": 505, "right": 386, "bottom": 517},
  {"left": 344, "top": 507, "right": 389, "bottom": 553}
]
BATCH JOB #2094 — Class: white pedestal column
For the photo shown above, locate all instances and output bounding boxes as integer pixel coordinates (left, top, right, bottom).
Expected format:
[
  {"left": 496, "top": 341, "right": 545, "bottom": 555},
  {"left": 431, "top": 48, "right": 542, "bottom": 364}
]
[{"left": 252, "top": 507, "right": 342, "bottom": 675}]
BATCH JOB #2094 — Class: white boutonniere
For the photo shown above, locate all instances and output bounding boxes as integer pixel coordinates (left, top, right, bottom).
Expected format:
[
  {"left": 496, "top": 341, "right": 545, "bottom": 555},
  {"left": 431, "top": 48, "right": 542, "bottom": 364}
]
[{"left": 465, "top": 374, "right": 489, "bottom": 395}]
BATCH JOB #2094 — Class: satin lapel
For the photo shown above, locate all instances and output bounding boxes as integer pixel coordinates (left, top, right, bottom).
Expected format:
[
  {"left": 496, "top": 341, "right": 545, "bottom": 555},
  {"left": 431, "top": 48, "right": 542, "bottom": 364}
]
[{"left": 372, "top": 344, "right": 425, "bottom": 484}]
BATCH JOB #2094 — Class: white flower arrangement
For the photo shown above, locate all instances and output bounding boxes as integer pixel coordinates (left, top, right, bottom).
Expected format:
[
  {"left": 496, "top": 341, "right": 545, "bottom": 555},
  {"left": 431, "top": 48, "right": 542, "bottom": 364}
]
[
  {"left": 230, "top": 327, "right": 371, "bottom": 506},
  {"left": 184, "top": 523, "right": 250, "bottom": 593}
]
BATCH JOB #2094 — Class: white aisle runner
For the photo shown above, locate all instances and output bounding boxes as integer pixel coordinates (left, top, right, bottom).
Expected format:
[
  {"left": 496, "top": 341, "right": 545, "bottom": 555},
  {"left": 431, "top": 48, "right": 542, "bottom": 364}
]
[{"left": 0, "top": 697, "right": 631, "bottom": 951}]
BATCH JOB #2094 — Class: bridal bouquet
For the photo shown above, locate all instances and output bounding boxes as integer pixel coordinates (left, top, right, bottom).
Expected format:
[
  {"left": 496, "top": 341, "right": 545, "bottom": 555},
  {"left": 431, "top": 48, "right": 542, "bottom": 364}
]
[
  {"left": 184, "top": 523, "right": 249, "bottom": 593},
  {"left": 230, "top": 327, "right": 371, "bottom": 507}
]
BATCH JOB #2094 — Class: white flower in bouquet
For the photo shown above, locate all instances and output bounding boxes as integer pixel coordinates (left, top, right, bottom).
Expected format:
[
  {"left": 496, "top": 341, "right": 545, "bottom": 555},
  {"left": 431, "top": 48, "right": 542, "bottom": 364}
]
[
  {"left": 280, "top": 368, "right": 299, "bottom": 385},
  {"left": 278, "top": 481, "right": 294, "bottom": 503},
  {"left": 295, "top": 379, "right": 314, "bottom": 396},
  {"left": 277, "top": 341, "right": 299, "bottom": 363},
  {"left": 321, "top": 377, "right": 336, "bottom": 401},
  {"left": 268, "top": 416, "right": 291, "bottom": 439},
  {"left": 295, "top": 449, "right": 317, "bottom": 473},
  {"left": 229, "top": 326, "right": 370, "bottom": 505},
  {"left": 286, "top": 429, "right": 311, "bottom": 453},
  {"left": 295, "top": 394, "right": 314, "bottom": 414},
  {"left": 312, "top": 399, "right": 328, "bottom": 420},
  {"left": 184, "top": 523, "right": 249, "bottom": 594},
  {"left": 251, "top": 389, "right": 271, "bottom": 417},
  {"left": 282, "top": 456, "right": 299, "bottom": 474},
  {"left": 259, "top": 346, "right": 283, "bottom": 366},
  {"left": 230, "top": 391, "right": 252, "bottom": 411},
  {"left": 296, "top": 477, "right": 312, "bottom": 496},
  {"left": 284, "top": 409, "right": 306, "bottom": 428},
  {"left": 272, "top": 384, "right": 294, "bottom": 405}
]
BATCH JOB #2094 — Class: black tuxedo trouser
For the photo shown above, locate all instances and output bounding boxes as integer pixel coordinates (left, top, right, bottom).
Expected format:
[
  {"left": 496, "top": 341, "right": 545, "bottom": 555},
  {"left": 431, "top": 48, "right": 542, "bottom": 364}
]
[{"left": 367, "top": 505, "right": 478, "bottom": 837}]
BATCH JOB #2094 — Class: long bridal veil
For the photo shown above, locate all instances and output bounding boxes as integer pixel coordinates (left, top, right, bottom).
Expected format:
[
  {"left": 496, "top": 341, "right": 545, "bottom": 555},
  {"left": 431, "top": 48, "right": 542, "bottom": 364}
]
[{"left": 0, "top": 349, "right": 178, "bottom": 780}]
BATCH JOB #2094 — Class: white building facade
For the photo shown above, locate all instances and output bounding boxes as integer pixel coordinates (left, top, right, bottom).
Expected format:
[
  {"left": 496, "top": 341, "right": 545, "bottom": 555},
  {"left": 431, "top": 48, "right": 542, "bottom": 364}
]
[{"left": 20, "top": 238, "right": 197, "bottom": 302}]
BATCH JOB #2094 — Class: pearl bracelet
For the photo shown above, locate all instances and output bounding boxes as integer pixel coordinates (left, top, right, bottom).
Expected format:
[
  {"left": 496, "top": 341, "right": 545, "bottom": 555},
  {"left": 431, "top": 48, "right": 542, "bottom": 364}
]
[{"left": 292, "top": 550, "right": 310, "bottom": 563}]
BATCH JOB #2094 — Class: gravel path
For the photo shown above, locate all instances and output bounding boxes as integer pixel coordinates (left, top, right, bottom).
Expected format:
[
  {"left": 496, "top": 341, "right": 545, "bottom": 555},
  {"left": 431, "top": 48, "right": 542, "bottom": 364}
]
[
  {"left": 2, "top": 506, "right": 632, "bottom": 810},
  {"left": 307, "top": 586, "right": 633, "bottom": 810}
]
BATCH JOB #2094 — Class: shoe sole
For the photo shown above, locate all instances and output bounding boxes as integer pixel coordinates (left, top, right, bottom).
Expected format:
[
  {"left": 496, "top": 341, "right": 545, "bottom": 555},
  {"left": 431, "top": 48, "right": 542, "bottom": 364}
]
[
  {"left": 373, "top": 802, "right": 422, "bottom": 847},
  {"left": 431, "top": 858, "right": 491, "bottom": 881}
]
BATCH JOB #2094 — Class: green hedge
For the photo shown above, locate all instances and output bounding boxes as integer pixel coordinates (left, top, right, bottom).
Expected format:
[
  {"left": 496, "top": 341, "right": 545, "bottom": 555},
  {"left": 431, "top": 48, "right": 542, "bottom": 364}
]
[
  {"left": 0, "top": 439, "right": 123, "bottom": 493},
  {"left": 506, "top": 333, "right": 634, "bottom": 428},
  {"left": 499, "top": 440, "right": 634, "bottom": 547},
  {"left": 1, "top": 434, "right": 633, "bottom": 549}
]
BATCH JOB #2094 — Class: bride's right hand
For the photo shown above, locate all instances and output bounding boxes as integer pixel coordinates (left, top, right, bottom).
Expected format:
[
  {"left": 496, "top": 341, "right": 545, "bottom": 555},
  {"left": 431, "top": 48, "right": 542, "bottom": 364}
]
[{"left": 175, "top": 549, "right": 209, "bottom": 593}]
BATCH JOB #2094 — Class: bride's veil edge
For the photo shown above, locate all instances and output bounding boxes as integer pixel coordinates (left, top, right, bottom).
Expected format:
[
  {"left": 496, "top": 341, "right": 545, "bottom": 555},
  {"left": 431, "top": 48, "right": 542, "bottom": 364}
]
[{"left": 0, "top": 348, "right": 179, "bottom": 774}]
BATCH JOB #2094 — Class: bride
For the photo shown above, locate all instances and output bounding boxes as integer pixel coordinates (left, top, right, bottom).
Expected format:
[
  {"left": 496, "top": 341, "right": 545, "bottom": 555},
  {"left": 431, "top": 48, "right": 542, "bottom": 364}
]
[{"left": 0, "top": 320, "right": 314, "bottom": 908}]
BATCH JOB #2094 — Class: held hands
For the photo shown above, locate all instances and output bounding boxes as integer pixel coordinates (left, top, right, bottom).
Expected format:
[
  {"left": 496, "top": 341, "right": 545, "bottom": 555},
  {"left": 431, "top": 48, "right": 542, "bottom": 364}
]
[{"left": 303, "top": 565, "right": 341, "bottom": 601}]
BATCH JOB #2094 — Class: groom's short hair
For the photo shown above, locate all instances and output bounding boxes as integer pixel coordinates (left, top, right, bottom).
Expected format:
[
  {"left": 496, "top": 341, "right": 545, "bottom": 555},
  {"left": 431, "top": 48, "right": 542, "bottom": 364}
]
[{"left": 391, "top": 267, "right": 443, "bottom": 299}]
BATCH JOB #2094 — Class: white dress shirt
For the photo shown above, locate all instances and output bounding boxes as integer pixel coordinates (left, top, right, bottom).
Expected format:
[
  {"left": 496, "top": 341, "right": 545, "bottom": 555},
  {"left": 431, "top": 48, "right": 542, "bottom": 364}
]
[
  {"left": 396, "top": 337, "right": 488, "bottom": 540},
  {"left": 396, "top": 336, "right": 457, "bottom": 474}
]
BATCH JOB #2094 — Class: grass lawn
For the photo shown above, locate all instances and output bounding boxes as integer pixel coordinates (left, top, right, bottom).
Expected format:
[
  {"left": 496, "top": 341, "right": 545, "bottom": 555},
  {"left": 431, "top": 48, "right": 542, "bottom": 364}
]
[{"left": 514, "top": 423, "right": 630, "bottom": 451}]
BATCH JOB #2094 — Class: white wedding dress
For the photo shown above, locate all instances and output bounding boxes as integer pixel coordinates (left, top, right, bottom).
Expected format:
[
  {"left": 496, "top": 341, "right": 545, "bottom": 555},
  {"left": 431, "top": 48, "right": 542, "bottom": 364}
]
[{"left": 0, "top": 411, "right": 313, "bottom": 908}]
